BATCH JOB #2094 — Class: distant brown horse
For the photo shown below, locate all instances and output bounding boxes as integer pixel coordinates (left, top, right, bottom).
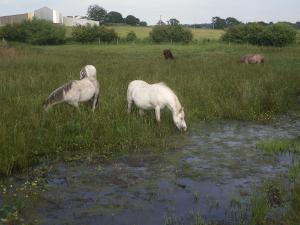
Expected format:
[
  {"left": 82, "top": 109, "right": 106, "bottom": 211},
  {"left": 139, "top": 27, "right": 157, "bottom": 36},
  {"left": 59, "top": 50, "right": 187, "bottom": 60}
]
[
  {"left": 163, "top": 49, "right": 175, "bottom": 60},
  {"left": 240, "top": 54, "right": 265, "bottom": 64}
]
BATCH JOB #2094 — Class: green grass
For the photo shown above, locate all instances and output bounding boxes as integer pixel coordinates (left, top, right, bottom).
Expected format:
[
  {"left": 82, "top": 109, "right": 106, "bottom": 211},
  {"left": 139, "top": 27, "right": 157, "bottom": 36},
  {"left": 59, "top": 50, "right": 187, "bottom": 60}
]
[
  {"left": 0, "top": 42, "right": 300, "bottom": 176},
  {"left": 257, "top": 138, "right": 300, "bottom": 154}
]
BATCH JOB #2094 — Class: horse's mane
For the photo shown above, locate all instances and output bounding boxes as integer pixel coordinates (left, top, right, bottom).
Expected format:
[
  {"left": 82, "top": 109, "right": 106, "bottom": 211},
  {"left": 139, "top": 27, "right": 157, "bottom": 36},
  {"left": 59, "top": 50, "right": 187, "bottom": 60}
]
[
  {"left": 158, "top": 82, "right": 168, "bottom": 87},
  {"left": 157, "top": 82, "right": 182, "bottom": 111}
]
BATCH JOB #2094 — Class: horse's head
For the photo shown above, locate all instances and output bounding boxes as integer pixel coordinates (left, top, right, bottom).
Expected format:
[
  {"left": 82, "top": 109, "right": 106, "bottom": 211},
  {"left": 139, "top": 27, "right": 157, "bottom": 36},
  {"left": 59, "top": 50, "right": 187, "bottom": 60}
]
[
  {"left": 174, "top": 107, "right": 187, "bottom": 132},
  {"left": 80, "top": 67, "right": 87, "bottom": 80},
  {"left": 80, "top": 65, "right": 97, "bottom": 80}
]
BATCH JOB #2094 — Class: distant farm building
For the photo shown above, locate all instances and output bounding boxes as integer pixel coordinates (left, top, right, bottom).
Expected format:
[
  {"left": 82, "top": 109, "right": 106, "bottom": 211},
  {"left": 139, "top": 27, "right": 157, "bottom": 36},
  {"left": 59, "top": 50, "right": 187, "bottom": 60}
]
[
  {"left": 0, "top": 6, "right": 98, "bottom": 26},
  {"left": 34, "top": 7, "right": 63, "bottom": 24},
  {"left": 0, "top": 12, "right": 33, "bottom": 25},
  {"left": 63, "top": 16, "right": 99, "bottom": 26}
]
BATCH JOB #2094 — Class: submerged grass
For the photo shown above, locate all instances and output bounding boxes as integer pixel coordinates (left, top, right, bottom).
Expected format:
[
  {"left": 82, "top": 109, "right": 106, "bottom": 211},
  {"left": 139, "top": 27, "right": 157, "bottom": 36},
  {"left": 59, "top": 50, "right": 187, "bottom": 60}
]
[
  {"left": 0, "top": 43, "right": 300, "bottom": 176},
  {"left": 252, "top": 139, "right": 300, "bottom": 225}
]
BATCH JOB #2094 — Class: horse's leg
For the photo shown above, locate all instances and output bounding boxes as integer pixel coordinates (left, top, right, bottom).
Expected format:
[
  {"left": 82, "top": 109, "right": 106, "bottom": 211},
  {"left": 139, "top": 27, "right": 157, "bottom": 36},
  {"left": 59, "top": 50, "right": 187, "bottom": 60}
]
[
  {"left": 70, "top": 101, "right": 80, "bottom": 112},
  {"left": 155, "top": 106, "right": 161, "bottom": 123},
  {"left": 139, "top": 109, "right": 144, "bottom": 116},
  {"left": 127, "top": 100, "right": 133, "bottom": 114},
  {"left": 92, "top": 93, "right": 100, "bottom": 112}
]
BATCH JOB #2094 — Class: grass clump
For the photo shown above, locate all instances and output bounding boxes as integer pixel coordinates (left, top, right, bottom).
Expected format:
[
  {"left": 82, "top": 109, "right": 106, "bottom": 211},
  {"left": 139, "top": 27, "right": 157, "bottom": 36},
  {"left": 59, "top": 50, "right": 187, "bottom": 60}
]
[{"left": 256, "top": 138, "right": 300, "bottom": 154}]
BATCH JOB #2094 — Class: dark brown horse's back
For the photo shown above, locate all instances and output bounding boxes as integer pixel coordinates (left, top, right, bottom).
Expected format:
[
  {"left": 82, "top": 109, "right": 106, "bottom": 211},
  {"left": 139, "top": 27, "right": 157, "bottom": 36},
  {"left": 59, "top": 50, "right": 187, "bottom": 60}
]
[{"left": 163, "top": 49, "right": 175, "bottom": 60}]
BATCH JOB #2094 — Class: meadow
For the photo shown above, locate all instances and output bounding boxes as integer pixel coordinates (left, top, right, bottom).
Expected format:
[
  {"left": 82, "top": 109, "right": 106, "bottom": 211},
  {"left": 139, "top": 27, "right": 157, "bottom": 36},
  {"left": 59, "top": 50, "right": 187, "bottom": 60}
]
[
  {"left": 66, "top": 25, "right": 225, "bottom": 40},
  {"left": 0, "top": 38, "right": 300, "bottom": 176}
]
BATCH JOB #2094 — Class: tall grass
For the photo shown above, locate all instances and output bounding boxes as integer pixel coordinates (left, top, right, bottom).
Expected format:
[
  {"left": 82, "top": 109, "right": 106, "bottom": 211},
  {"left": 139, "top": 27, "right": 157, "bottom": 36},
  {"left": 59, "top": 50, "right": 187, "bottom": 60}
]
[
  {"left": 257, "top": 138, "right": 300, "bottom": 154},
  {"left": 0, "top": 43, "right": 300, "bottom": 175}
]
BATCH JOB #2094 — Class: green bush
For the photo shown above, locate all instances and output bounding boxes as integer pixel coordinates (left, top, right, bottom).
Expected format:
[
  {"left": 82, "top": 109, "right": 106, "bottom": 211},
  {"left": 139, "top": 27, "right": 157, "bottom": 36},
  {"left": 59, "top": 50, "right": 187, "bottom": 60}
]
[
  {"left": 126, "top": 31, "right": 137, "bottom": 42},
  {"left": 150, "top": 25, "right": 193, "bottom": 43},
  {"left": 72, "top": 25, "right": 118, "bottom": 43},
  {"left": 2, "top": 19, "right": 66, "bottom": 45},
  {"left": 259, "top": 24, "right": 297, "bottom": 47},
  {"left": 98, "top": 26, "right": 118, "bottom": 42},
  {"left": 244, "top": 23, "right": 265, "bottom": 45},
  {"left": 222, "top": 23, "right": 296, "bottom": 47},
  {"left": 71, "top": 25, "right": 96, "bottom": 43}
]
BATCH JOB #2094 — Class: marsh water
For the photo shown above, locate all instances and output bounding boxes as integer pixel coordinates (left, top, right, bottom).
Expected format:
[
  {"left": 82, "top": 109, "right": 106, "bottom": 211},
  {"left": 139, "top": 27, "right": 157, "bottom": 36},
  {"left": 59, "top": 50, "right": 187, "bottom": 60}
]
[{"left": 3, "top": 114, "right": 300, "bottom": 225}]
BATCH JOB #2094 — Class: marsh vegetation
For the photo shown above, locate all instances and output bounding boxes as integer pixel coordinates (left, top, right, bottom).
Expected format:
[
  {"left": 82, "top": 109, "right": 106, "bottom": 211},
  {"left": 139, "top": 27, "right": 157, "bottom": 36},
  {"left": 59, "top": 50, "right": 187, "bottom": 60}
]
[
  {"left": 0, "top": 29, "right": 300, "bottom": 224},
  {"left": 1, "top": 42, "right": 300, "bottom": 175}
]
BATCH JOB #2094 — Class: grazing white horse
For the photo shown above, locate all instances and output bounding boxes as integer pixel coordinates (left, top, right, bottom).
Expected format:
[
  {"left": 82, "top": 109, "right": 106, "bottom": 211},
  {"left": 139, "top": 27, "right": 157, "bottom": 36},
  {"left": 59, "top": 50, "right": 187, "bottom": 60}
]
[
  {"left": 127, "top": 80, "right": 187, "bottom": 131},
  {"left": 43, "top": 65, "right": 100, "bottom": 111}
]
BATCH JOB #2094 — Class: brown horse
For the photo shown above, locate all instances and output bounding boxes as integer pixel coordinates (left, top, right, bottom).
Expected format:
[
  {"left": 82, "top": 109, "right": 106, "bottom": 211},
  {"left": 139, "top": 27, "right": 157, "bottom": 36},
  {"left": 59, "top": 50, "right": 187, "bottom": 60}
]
[
  {"left": 163, "top": 49, "right": 175, "bottom": 60},
  {"left": 240, "top": 54, "right": 265, "bottom": 64}
]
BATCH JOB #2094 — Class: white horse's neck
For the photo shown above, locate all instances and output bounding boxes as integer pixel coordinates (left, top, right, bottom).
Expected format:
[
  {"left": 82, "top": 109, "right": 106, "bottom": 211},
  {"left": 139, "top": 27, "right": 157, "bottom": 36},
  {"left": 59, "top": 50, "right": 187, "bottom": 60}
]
[{"left": 168, "top": 94, "right": 182, "bottom": 115}]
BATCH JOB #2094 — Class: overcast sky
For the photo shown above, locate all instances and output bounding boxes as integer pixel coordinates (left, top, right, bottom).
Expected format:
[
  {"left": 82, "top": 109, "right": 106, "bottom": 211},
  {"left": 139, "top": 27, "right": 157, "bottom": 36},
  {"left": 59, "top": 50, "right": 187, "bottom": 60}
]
[{"left": 0, "top": 0, "right": 299, "bottom": 25}]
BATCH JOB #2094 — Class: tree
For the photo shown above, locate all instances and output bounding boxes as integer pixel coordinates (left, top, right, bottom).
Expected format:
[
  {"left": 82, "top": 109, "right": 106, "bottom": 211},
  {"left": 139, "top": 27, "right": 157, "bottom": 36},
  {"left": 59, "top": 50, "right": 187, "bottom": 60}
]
[
  {"left": 105, "top": 11, "right": 123, "bottom": 24},
  {"left": 168, "top": 18, "right": 180, "bottom": 26},
  {"left": 125, "top": 15, "right": 140, "bottom": 26},
  {"left": 2, "top": 19, "right": 66, "bottom": 45},
  {"left": 139, "top": 21, "right": 147, "bottom": 26},
  {"left": 87, "top": 4, "right": 107, "bottom": 24},
  {"left": 260, "top": 23, "right": 297, "bottom": 47},
  {"left": 150, "top": 25, "right": 193, "bottom": 43},
  {"left": 212, "top": 17, "right": 226, "bottom": 29},
  {"left": 156, "top": 19, "right": 166, "bottom": 26},
  {"left": 222, "top": 23, "right": 296, "bottom": 47},
  {"left": 225, "top": 17, "right": 241, "bottom": 27},
  {"left": 72, "top": 25, "right": 118, "bottom": 43}
]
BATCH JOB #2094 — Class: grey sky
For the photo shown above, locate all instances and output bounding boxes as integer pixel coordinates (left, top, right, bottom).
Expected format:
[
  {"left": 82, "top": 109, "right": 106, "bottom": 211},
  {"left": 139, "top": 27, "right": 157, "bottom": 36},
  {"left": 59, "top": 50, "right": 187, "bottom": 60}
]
[{"left": 0, "top": 0, "right": 299, "bottom": 24}]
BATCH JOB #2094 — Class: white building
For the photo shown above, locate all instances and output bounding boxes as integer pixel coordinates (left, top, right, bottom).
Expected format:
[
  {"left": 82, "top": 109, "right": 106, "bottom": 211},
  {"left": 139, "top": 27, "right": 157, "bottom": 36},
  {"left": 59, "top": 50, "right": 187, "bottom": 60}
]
[
  {"left": 0, "top": 7, "right": 98, "bottom": 26},
  {"left": 63, "top": 16, "right": 99, "bottom": 27},
  {"left": 34, "top": 7, "right": 63, "bottom": 24},
  {"left": 0, "top": 12, "right": 33, "bottom": 25}
]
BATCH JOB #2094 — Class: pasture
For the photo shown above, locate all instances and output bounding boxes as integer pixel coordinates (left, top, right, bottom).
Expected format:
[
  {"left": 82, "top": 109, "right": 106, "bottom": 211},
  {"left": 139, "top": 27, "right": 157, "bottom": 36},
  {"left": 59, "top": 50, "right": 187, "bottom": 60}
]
[
  {"left": 65, "top": 25, "right": 224, "bottom": 40},
  {"left": 0, "top": 40, "right": 300, "bottom": 224},
  {"left": 1, "top": 42, "right": 300, "bottom": 175}
]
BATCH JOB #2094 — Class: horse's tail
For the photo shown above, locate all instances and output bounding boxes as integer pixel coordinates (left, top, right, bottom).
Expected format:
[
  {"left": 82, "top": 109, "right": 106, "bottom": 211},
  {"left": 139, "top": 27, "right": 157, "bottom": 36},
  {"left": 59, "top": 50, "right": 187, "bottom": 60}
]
[{"left": 43, "top": 81, "right": 73, "bottom": 110}]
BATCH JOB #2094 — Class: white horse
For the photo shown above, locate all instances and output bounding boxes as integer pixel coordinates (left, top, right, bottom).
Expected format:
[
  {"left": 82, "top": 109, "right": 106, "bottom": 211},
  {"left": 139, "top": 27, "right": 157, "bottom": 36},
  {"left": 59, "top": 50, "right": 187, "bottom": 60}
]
[
  {"left": 43, "top": 65, "right": 100, "bottom": 111},
  {"left": 127, "top": 80, "right": 187, "bottom": 131}
]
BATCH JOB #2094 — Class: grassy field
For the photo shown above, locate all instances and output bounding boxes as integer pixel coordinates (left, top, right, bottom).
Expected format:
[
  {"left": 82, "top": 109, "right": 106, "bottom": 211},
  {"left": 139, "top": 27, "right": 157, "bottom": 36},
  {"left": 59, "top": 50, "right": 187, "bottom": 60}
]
[
  {"left": 66, "top": 25, "right": 224, "bottom": 40},
  {"left": 0, "top": 42, "right": 300, "bottom": 176}
]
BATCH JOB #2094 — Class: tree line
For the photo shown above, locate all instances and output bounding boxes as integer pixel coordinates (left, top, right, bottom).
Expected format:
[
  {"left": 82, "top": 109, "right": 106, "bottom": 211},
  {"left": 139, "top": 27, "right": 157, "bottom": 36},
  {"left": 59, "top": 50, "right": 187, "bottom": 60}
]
[
  {"left": 87, "top": 4, "right": 147, "bottom": 26},
  {"left": 185, "top": 17, "right": 300, "bottom": 30}
]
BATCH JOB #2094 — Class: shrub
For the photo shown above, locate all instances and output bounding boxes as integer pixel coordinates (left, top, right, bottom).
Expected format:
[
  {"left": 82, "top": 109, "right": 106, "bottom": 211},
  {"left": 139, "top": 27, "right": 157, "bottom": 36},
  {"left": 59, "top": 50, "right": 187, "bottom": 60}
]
[
  {"left": 72, "top": 25, "right": 118, "bottom": 43},
  {"left": 2, "top": 19, "right": 66, "bottom": 45},
  {"left": 259, "top": 24, "right": 297, "bottom": 47},
  {"left": 150, "top": 25, "right": 193, "bottom": 43},
  {"left": 221, "top": 25, "right": 245, "bottom": 44},
  {"left": 222, "top": 23, "right": 296, "bottom": 47},
  {"left": 244, "top": 23, "right": 265, "bottom": 45},
  {"left": 71, "top": 25, "right": 96, "bottom": 43},
  {"left": 98, "top": 26, "right": 118, "bottom": 42},
  {"left": 126, "top": 31, "right": 137, "bottom": 42}
]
